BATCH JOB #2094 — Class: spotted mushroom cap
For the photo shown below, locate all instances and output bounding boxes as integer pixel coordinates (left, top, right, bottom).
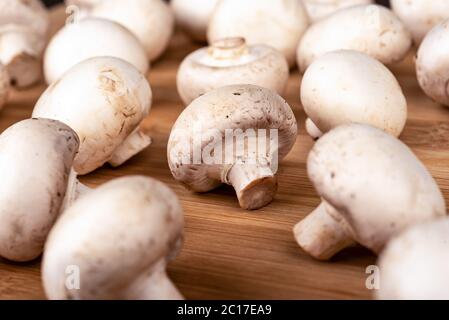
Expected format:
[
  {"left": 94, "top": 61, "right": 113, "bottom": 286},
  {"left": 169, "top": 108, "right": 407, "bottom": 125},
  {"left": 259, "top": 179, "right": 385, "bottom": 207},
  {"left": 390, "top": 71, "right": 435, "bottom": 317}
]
[
  {"left": 308, "top": 123, "right": 446, "bottom": 253},
  {"left": 177, "top": 39, "right": 289, "bottom": 105},
  {"left": 297, "top": 4, "right": 412, "bottom": 72},
  {"left": 168, "top": 84, "right": 298, "bottom": 192},
  {"left": 33, "top": 56, "right": 152, "bottom": 175},
  {"left": 301, "top": 50, "right": 407, "bottom": 137}
]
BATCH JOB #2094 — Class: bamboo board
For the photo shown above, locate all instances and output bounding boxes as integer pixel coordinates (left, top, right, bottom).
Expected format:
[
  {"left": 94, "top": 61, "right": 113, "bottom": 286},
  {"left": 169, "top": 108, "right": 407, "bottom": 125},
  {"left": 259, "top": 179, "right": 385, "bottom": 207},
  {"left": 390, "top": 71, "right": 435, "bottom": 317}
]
[{"left": 1, "top": 6, "right": 449, "bottom": 300}]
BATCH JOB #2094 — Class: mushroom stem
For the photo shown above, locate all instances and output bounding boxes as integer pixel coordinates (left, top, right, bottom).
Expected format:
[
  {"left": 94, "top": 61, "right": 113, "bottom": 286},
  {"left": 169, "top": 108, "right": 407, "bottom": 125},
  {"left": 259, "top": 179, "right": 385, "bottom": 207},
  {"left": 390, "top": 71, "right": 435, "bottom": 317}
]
[
  {"left": 208, "top": 37, "right": 248, "bottom": 59},
  {"left": 125, "top": 261, "right": 184, "bottom": 300},
  {"left": 0, "top": 31, "right": 42, "bottom": 87},
  {"left": 108, "top": 128, "right": 152, "bottom": 167},
  {"left": 225, "top": 163, "right": 278, "bottom": 210},
  {"left": 293, "top": 201, "right": 355, "bottom": 260},
  {"left": 305, "top": 118, "right": 323, "bottom": 140},
  {"left": 61, "top": 168, "right": 91, "bottom": 211}
]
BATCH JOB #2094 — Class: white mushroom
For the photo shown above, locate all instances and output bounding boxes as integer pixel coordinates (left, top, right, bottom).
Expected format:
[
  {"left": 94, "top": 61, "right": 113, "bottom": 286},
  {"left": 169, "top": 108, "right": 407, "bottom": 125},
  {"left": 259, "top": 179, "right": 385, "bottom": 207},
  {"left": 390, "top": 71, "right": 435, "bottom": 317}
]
[
  {"left": 0, "top": 0, "right": 49, "bottom": 87},
  {"left": 416, "top": 19, "right": 449, "bottom": 107},
  {"left": 90, "top": 0, "right": 174, "bottom": 62},
  {"left": 303, "top": 0, "right": 374, "bottom": 22},
  {"left": 171, "top": 0, "right": 220, "bottom": 43},
  {"left": 42, "top": 176, "right": 184, "bottom": 300},
  {"left": 0, "top": 118, "right": 83, "bottom": 262},
  {"left": 301, "top": 50, "right": 407, "bottom": 138},
  {"left": 44, "top": 18, "right": 149, "bottom": 85},
  {"left": 168, "top": 84, "right": 298, "bottom": 210},
  {"left": 377, "top": 218, "right": 449, "bottom": 300},
  {"left": 207, "top": 0, "right": 309, "bottom": 67},
  {"left": 297, "top": 4, "right": 412, "bottom": 73},
  {"left": 0, "top": 63, "right": 9, "bottom": 111},
  {"left": 391, "top": 0, "right": 449, "bottom": 45},
  {"left": 177, "top": 37, "right": 289, "bottom": 105},
  {"left": 33, "top": 56, "right": 152, "bottom": 175},
  {"left": 293, "top": 124, "right": 446, "bottom": 260}
]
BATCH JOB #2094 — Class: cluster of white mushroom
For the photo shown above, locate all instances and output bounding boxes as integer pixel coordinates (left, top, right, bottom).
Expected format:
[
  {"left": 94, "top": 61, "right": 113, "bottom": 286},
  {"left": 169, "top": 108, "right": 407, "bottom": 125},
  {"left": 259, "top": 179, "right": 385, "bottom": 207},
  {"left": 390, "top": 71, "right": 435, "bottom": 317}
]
[
  {"left": 0, "top": 0, "right": 449, "bottom": 300},
  {"left": 0, "top": 0, "right": 184, "bottom": 300},
  {"left": 171, "top": 0, "right": 449, "bottom": 300}
]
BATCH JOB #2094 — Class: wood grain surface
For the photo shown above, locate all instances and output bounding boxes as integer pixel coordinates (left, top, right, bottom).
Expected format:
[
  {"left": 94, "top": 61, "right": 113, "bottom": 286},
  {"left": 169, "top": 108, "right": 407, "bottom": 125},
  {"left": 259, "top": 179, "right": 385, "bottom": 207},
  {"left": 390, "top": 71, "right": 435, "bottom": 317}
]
[{"left": 1, "top": 6, "right": 449, "bottom": 300}]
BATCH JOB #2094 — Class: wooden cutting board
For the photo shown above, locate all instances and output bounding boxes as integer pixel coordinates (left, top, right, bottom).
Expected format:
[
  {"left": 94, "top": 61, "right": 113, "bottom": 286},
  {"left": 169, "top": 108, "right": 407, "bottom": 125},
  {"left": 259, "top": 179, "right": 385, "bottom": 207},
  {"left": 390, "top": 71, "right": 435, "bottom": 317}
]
[{"left": 1, "top": 6, "right": 449, "bottom": 300}]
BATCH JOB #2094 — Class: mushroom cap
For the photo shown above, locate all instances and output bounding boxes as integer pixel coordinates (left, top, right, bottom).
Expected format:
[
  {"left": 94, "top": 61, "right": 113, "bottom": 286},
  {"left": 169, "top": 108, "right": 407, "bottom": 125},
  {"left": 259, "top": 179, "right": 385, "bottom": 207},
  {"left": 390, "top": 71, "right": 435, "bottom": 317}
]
[
  {"left": 91, "top": 0, "right": 174, "bottom": 62},
  {"left": 42, "top": 176, "right": 184, "bottom": 300},
  {"left": 391, "top": 0, "right": 449, "bottom": 44},
  {"left": 0, "top": 63, "right": 9, "bottom": 110},
  {"left": 33, "top": 56, "right": 152, "bottom": 175},
  {"left": 177, "top": 38, "right": 289, "bottom": 105},
  {"left": 0, "top": 118, "right": 79, "bottom": 262},
  {"left": 171, "top": 0, "right": 220, "bottom": 42},
  {"left": 303, "top": 0, "right": 373, "bottom": 22},
  {"left": 297, "top": 4, "right": 412, "bottom": 73},
  {"left": 377, "top": 218, "right": 449, "bottom": 300},
  {"left": 0, "top": 0, "right": 49, "bottom": 38},
  {"left": 416, "top": 19, "right": 449, "bottom": 107},
  {"left": 308, "top": 124, "right": 446, "bottom": 253},
  {"left": 207, "top": 0, "right": 309, "bottom": 67},
  {"left": 44, "top": 18, "right": 149, "bottom": 85},
  {"left": 301, "top": 50, "right": 407, "bottom": 137},
  {"left": 168, "top": 84, "right": 297, "bottom": 192}
]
